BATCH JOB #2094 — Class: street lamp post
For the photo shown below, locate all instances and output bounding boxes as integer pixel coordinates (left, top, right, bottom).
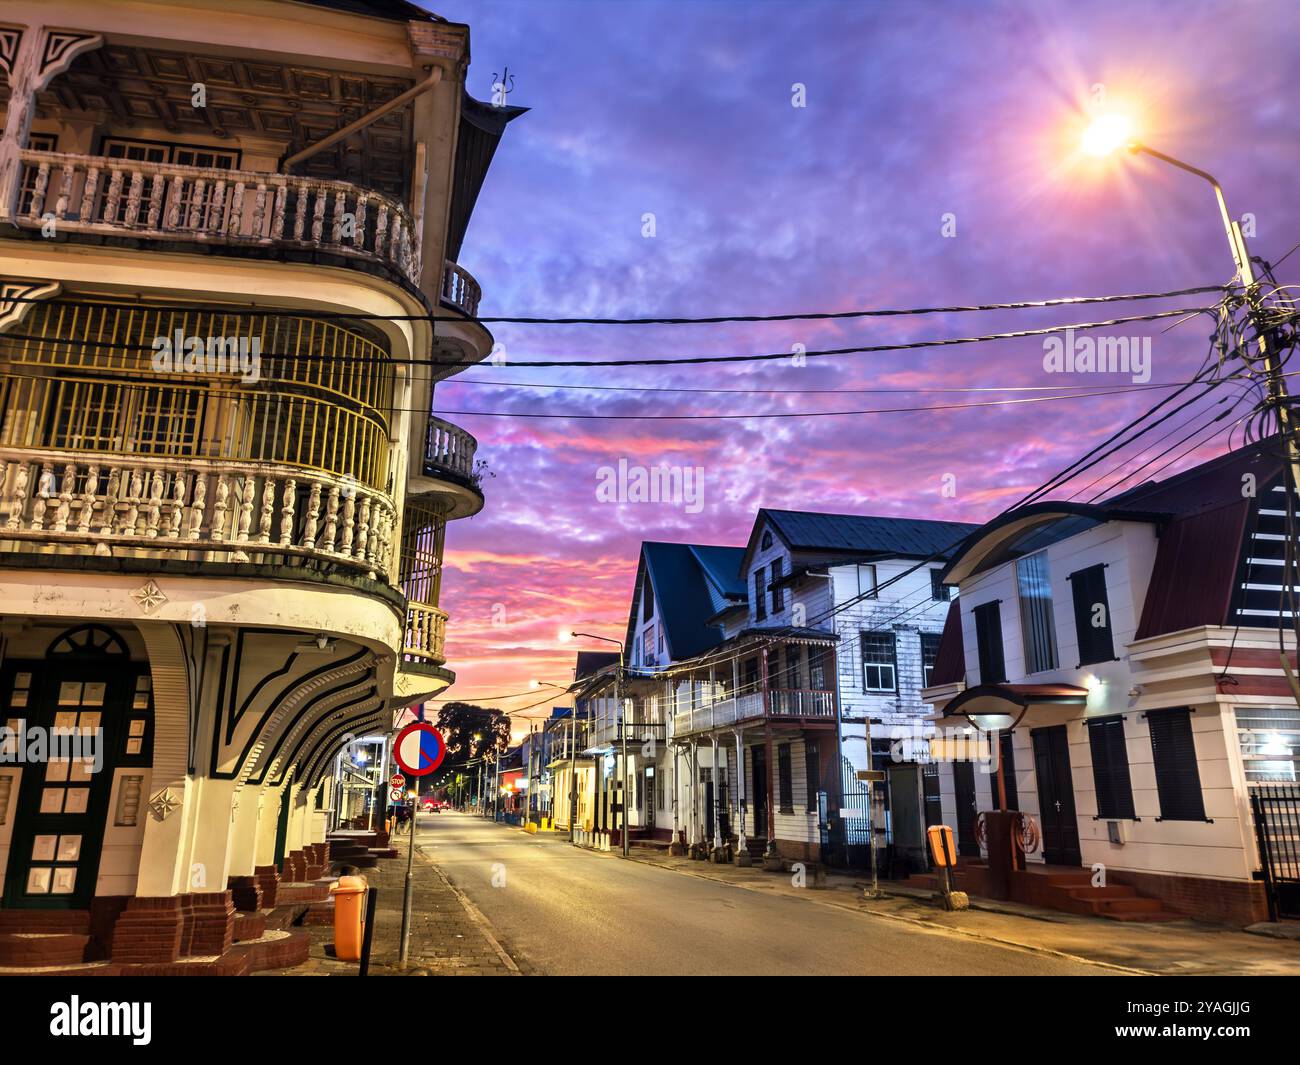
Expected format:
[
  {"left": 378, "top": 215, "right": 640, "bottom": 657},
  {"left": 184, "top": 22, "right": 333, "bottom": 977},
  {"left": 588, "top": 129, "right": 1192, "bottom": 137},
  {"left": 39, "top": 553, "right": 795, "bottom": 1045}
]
[
  {"left": 1084, "top": 117, "right": 1300, "bottom": 494},
  {"left": 570, "top": 632, "right": 628, "bottom": 857}
]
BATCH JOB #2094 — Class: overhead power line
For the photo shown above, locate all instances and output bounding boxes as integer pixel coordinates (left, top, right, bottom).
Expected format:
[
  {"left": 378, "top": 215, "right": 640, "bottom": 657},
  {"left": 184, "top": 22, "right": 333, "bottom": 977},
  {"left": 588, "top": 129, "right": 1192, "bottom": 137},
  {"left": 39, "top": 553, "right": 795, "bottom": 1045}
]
[
  {"left": 430, "top": 382, "right": 1188, "bottom": 421},
  {"left": 0, "top": 304, "right": 1221, "bottom": 370},
  {"left": 0, "top": 284, "right": 1225, "bottom": 325}
]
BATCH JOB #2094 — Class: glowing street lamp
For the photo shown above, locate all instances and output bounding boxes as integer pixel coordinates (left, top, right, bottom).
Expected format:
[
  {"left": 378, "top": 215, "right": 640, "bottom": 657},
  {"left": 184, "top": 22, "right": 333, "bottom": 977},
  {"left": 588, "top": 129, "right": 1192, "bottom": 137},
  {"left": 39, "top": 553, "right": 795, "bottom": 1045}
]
[
  {"left": 1080, "top": 112, "right": 1135, "bottom": 157},
  {"left": 1081, "top": 109, "right": 1300, "bottom": 551}
]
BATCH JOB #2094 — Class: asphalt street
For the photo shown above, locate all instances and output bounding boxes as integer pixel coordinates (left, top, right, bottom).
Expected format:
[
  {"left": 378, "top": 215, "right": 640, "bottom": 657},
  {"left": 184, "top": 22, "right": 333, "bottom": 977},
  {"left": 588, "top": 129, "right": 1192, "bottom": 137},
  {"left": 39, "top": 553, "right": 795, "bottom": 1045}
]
[{"left": 416, "top": 812, "right": 1115, "bottom": 976}]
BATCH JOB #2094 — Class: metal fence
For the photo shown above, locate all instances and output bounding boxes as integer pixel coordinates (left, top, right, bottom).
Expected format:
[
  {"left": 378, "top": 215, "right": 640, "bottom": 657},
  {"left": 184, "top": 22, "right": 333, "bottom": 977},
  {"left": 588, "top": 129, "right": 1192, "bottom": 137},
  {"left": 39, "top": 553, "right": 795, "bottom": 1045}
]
[{"left": 1250, "top": 782, "right": 1300, "bottom": 921}]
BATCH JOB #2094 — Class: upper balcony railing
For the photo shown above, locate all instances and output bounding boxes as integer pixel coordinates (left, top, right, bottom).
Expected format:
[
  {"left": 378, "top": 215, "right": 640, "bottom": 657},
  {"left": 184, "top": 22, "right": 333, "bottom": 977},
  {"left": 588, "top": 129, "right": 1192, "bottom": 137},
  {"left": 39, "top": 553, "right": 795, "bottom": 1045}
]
[
  {"left": 424, "top": 417, "right": 479, "bottom": 486},
  {"left": 402, "top": 600, "right": 448, "bottom": 668},
  {"left": 672, "top": 689, "right": 836, "bottom": 738},
  {"left": 441, "top": 260, "right": 481, "bottom": 318},
  {"left": 15, "top": 149, "right": 420, "bottom": 286}
]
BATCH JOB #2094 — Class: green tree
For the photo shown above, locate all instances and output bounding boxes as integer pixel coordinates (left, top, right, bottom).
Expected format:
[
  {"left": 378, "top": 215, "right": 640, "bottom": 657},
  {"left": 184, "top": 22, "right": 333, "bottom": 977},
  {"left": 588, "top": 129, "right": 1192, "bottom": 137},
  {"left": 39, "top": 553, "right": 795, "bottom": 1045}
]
[{"left": 434, "top": 702, "right": 511, "bottom": 764}]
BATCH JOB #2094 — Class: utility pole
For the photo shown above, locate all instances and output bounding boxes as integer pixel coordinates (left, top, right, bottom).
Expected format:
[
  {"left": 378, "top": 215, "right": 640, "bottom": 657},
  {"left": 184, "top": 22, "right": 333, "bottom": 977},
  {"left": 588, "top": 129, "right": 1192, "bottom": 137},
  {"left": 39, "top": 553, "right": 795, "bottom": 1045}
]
[{"left": 568, "top": 710, "right": 578, "bottom": 842}]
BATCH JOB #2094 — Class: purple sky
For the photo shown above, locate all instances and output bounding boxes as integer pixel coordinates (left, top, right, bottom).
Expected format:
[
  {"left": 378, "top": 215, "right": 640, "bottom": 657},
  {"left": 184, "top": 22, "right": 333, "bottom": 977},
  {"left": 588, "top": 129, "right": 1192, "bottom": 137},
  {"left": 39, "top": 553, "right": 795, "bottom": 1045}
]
[{"left": 429, "top": 0, "right": 1298, "bottom": 725}]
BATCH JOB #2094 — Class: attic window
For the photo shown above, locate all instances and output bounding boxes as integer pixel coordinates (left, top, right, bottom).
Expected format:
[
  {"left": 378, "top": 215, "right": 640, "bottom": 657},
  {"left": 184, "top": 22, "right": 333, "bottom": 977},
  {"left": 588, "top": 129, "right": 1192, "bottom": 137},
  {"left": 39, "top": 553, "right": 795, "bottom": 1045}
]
[
  {"left": 643, "top": 575, "right": 654, "bottom": 622},
  {"left": 761, "top": 531, "right": 773, "bottom": 550}
]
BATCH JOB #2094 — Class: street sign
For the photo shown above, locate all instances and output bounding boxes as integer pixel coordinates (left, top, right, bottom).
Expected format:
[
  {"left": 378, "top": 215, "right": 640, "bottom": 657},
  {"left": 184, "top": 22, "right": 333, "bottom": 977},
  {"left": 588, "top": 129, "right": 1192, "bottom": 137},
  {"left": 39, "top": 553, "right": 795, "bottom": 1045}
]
[
  {"left": 389, "top": 774, "right": 405, "bottom": 788},
  {"left": 856, "top": 770, "right": 885, "bottom": 783},
  {"left": 389, "top": 788, "right": 404, "bottom": 803},
  {"left": 393, "top": 722, "right": 446, "bottom": 777}
]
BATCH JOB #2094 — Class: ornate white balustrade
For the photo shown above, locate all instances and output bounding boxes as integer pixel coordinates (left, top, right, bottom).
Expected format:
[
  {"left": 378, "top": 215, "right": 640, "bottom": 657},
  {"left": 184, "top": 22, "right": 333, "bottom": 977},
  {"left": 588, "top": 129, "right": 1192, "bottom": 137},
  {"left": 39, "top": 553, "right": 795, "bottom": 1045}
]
[
  {"left": 0, "top": 449, "right": 396, "bottom": 581},
  {"left": 440, "top": 260, "right": 481, "bottom": 317},
  {"left": 15, "top": 149, "right": 420, "bottom": 285},
  {"left": 403, "top": 600, "right": 448, "bottom": 666},
  {"left": 424, "top": 417, "right": 478, "bottom": 483}
]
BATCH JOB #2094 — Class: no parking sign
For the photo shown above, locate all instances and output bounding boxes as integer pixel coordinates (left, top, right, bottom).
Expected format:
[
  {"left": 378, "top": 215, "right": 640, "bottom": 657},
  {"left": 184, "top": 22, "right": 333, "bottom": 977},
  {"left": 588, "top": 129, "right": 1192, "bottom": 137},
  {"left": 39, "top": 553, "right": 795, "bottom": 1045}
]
[{"left": 393, "top": 722, "right": 446, "bottom": 777}]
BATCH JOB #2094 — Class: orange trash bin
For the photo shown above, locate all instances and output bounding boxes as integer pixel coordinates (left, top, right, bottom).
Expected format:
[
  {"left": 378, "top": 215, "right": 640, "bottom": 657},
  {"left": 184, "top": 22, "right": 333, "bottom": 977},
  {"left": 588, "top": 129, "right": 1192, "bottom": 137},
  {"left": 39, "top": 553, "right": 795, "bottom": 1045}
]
[{"left": 330, "top": 874, "right": 368, "bottom": 962}]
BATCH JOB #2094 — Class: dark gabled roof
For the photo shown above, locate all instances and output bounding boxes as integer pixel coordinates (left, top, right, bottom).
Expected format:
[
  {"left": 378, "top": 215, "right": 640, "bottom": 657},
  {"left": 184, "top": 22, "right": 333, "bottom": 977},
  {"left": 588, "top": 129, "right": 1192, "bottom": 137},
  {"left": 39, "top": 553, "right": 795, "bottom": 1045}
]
[
  {"left": 574, "top": 651, "right": 619, "bottom": 681},
  {"left": 939, "top": 437, "right": 1287, "bottom": 640},
  {"left": 746, "top": 509, "right": 978, "bottom": 574},
  {"left": 624, "top": 542, "right": 745, "bottom": 661}
]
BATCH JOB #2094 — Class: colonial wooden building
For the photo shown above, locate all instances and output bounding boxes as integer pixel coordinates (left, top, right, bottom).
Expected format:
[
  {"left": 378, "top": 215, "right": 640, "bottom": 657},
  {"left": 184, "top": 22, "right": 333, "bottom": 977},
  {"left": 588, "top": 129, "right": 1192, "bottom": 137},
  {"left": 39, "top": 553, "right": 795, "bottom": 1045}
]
[
  {"left": 0, "top": 0, "right": 517, "bottom": 970},
  {"left": 923, "top": 440, "right": 1300, "bottom": 925}
]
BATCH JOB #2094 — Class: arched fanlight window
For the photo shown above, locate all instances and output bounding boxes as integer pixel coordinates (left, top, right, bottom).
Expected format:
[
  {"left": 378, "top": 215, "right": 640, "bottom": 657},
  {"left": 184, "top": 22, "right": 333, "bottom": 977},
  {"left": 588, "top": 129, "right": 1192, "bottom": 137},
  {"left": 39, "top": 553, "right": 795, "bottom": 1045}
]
[{"left": 46, "top": 624, "right": 128, "bottom": 657}]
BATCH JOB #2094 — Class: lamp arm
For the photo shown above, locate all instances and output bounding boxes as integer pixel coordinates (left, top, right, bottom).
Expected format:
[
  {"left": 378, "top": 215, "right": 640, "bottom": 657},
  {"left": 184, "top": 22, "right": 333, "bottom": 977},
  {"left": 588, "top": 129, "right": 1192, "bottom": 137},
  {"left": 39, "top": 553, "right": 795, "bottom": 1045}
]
[{"left": 1131, "top": 143, "right": 1251, "bottom": 282}]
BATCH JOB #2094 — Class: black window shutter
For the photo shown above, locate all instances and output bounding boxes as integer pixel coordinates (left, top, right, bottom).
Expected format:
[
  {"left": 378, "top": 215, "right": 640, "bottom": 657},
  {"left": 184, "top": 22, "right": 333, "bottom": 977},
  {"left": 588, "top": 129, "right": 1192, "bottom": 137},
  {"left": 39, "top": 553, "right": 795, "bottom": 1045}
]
[
  {"left": 973, "top": 602, "right": 1006, "bottom": 684},
  {"left": 771, "top": 557, "right": 784, "bottom": 612},
  {"left": 1148, "top": 708, "right": 1206, "bottom": 821},
  {"left": 754, "top": 569, "right": 766, "bottom": 621},
  {"left": 1087, "top": 716, "right": 1135, "bottom": 819},
  {"left": 777, "top": 743, "right": 793, "bottom": 813},
  {"left": 804, "top": 741, "right": 821, "bottom": 812},
  {"left": 995, "top": 731, "right": 1019, "bottom": 810},
  {"left": 1071, "top": 564, "right": 1115, "bottom": 666}
]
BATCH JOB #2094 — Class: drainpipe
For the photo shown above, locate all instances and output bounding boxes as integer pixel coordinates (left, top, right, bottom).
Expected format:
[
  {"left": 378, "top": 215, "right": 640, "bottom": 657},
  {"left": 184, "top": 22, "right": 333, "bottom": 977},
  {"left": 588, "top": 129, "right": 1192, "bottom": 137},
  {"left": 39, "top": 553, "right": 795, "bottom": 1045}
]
[{"left": 280, "top": 67, "right": 443, "bottom": 172}]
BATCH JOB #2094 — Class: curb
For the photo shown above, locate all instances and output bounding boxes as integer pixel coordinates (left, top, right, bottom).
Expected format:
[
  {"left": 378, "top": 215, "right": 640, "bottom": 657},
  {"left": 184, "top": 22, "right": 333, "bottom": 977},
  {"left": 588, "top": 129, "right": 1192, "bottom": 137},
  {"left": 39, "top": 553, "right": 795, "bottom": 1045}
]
[{"left": 411, "top": 841, "right": 521, "bottom": 975}]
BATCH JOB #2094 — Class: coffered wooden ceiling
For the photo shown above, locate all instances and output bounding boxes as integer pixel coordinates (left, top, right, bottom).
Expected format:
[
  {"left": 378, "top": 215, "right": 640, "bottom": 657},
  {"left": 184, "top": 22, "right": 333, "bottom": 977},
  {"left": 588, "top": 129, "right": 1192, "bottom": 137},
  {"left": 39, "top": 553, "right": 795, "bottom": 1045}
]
[{"left": 4, "top": 42, "right": 416, "bottom": 198}]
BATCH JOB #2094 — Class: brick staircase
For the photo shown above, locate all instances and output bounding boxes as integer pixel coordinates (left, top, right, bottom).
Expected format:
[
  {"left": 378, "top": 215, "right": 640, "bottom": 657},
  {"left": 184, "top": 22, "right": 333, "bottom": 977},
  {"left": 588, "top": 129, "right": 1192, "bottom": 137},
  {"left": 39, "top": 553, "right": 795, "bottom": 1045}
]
[
  {"left": 905, "top": 862, "right": 1181, "bottom": 922},
  {"left": 0, "top": 909, "right": 91, "bottom": 968}
]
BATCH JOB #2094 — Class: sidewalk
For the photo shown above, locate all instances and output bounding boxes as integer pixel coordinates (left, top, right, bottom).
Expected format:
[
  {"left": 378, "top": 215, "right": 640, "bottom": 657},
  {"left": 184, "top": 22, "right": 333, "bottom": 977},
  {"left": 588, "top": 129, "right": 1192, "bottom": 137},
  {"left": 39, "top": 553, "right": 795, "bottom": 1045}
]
[
  {"left": 615, "top": 845, "right": 1300, "bottom": 976},
  {"left": 263, "top": 832, "right": 518, "bottom": 977}
]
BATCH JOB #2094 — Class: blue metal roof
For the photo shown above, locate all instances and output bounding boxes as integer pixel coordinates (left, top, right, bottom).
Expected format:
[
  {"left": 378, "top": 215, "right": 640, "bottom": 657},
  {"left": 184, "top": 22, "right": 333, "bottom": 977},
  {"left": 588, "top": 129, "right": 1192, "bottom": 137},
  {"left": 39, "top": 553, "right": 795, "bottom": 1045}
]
[
  {"left": 761, "top": 509, "right": 978, "bottom": 559},
  {"left": 631, "top": 542, "right": 745, "bottom": 661}
]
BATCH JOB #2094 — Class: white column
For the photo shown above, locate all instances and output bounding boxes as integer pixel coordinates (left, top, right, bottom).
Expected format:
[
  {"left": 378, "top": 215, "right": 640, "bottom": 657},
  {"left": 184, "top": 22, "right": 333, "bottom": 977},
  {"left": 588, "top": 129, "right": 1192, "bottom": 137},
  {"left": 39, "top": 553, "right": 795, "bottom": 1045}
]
[
  {"left": 254, "top": 786, "right": 283, "bottom": 869},
  {"left": 228, "top": 784, "right": 262, "bottom": 877},
  {"left": 181, "top": 776, "right": 239, "bottom": 892},
  {"left": 734, "top": 729, "right": 747, "bottom": 851}
]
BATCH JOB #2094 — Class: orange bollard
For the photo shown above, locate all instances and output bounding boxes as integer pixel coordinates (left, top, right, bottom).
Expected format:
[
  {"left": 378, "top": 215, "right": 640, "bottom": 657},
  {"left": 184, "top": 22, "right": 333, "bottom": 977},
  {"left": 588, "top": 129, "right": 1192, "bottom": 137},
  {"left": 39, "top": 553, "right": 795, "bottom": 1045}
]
[{"left": 330, "top": 874, "right": 368, "bottom": 962}]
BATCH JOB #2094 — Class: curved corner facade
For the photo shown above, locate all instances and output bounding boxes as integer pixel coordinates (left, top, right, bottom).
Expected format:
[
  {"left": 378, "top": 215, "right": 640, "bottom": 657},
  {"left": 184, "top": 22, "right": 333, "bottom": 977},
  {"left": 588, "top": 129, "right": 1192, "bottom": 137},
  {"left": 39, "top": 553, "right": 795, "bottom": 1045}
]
[{"left": 0, "top": 0, "right": 513, "bottom": 969}]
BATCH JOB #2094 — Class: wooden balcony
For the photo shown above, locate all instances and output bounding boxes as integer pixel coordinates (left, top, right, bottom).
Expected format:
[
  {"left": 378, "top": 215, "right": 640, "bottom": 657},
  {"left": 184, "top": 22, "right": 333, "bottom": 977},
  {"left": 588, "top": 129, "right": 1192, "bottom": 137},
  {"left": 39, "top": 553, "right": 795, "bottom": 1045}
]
[
  {"left": 15, "top": 148, "right": 420, "bottom": 284},
  {"left": 672, "top": 689, "right": 837, "bottom": 737}
]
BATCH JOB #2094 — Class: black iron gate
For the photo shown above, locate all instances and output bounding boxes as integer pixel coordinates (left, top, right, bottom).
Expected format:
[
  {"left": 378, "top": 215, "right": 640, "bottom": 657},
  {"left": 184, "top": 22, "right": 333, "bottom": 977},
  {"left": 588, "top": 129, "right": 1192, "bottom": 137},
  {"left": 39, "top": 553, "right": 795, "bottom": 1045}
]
[{"left": 1250, "top": 783, "right": 1300, "bottom": 920}]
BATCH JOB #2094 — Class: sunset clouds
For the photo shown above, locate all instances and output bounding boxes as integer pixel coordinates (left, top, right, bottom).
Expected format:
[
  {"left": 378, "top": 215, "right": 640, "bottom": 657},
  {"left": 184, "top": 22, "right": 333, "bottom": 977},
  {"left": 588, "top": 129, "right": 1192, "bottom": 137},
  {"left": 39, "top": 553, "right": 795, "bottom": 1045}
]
[{"left": 432, "top": 0, "right": 1297, "bottom": 727}]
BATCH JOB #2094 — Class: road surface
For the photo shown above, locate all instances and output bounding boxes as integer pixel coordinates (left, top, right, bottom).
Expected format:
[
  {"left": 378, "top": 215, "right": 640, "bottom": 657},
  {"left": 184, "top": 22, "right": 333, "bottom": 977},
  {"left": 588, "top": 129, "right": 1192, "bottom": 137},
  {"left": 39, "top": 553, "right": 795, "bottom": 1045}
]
[{"left": 416, "top": 812, "right": 1114, "bottom": 976}]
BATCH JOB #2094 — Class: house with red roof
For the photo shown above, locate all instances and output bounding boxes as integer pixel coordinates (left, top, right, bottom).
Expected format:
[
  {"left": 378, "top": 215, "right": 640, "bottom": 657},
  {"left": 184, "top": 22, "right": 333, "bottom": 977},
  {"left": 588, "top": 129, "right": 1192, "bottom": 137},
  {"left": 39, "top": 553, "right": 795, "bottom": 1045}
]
[{"left": 923, "top": 438, "right": 1299, "bottom": 925}]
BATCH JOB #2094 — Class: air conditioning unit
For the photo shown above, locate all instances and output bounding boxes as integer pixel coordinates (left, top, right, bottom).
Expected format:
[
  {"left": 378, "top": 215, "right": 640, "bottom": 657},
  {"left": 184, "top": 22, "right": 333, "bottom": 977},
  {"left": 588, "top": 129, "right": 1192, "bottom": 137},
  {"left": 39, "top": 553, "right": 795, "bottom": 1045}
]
[{"left": 1105, "top": 819, "right": 1126, "bottom": 845}]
